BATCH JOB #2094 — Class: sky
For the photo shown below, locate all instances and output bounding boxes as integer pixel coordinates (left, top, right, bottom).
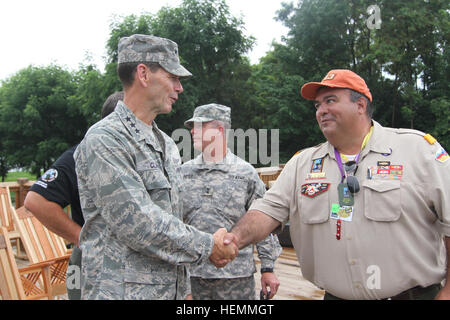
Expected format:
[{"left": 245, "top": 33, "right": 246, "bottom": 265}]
[{"left": 0, "top": 0, "right": 289, "bottom": 81}]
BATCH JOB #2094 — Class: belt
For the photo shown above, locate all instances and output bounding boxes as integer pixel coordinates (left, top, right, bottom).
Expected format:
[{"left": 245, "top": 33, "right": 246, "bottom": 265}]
[
  {"left": 389, "top": 283, "right": 441, "bottom": 300},
  {"left": 324, "top": 283, "right": 441, "bottom": 300}
]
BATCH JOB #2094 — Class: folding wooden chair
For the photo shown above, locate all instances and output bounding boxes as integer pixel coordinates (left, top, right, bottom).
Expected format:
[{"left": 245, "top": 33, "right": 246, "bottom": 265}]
[
  {"left": 12, "top": 206, "right": 72, "bottom": 297},
  {"left": 0, "top": 227, "right": 52, "bottom": 300},
  {"left": 0, "top": 187, "right": 24, "bottom": 258}
]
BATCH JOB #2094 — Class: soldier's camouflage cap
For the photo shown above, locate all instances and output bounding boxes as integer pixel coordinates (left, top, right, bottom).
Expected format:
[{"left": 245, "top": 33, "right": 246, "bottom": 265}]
[
  {"left": 184, "top": 103, "right": 231, "bottom": 128},
  {"left": 118, "top": 34, "right": 192, "bottom": 78}
]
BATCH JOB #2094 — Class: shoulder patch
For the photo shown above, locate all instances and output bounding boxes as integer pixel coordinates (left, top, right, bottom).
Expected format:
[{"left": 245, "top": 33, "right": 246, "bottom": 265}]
[
  {"left": 436, "top": 147, "right": 449, "bottom": 163},
  {"left": 41, "top": 168, "right": 58, "bottom": 182},
  {"left": 424, "top": 133, "right": 437, "bottom": 145}
]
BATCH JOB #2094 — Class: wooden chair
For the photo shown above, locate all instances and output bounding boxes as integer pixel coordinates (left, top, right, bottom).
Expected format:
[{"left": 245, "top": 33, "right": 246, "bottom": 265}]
[
  {"left": 0, "top": 227, "right": 52, "bottom": 300},
  {"left": 11, "top": 206, "right": 72, "bottom": 297},
  {"left": 0, "top": 187, "right": 24, "bottom": 258}
]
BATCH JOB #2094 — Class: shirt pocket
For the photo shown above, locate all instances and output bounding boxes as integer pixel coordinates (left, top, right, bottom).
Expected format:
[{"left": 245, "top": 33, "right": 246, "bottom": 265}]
[
  {"left": 362, "top": 180, "right": 401, "bottom": 221},
  {"left": 298, "top": 184, "right": 331, "bottom": 224},
  {"left": 215, "top": 179, "right": 247, "bottom": 222}
]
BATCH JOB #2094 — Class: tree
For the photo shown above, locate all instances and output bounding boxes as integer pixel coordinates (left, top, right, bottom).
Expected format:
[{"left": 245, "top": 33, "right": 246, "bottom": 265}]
[
  {"left": 267, "top": 0, "right": 449, "bottom": 151},
  {"left": 104, "top": 0, "right": 255, "bottom": 135},
  {"left": 0, "top": 65, "right": 86, "bottom": 177}
]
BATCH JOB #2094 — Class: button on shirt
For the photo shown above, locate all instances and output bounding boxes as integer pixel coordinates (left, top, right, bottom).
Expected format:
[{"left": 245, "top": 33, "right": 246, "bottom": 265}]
[
  {"left": 181, "top": 150, "right": 282, "bottom": 279},
  {"left": 74, "top": 101, "right": 214, "bottom": 300},
  {"left": 250, "top": 120, "right": 450, "bottom": 299}
]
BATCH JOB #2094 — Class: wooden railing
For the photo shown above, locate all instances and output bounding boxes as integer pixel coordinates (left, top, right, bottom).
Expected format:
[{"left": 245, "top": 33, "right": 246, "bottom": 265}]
[{"left": 0, "top": 179, "right": 35, "bottom": 209}]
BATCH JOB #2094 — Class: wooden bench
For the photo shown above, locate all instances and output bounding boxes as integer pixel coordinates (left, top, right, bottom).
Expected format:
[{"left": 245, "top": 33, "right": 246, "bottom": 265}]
[
  {"left": 0, "top": 227, "right": 52, "bottom": 300},
  {"left": 0, "top": 187, "right": 24, "bottom": 258},
  {"left": 12, "top": 206, "right": 71, "bottom": 297}
]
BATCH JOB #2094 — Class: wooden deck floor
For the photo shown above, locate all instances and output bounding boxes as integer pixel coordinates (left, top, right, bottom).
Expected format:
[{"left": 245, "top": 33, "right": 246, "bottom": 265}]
[{"left": 254, "top": 247, "right": 325, "bottom": 300}]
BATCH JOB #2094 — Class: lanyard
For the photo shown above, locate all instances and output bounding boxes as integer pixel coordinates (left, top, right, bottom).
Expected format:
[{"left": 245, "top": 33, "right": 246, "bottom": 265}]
[
  {"left": 334, "top": 126, "right": 374, "bottom": 182},
  {"left": 334, "top": 149, "right": 360, "bottom": 183}
]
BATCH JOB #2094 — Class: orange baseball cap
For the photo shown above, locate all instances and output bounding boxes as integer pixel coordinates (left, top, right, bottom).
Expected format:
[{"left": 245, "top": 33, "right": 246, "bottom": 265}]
[{"left": 301, "top": 69, "right": 372, "bottom": 102}]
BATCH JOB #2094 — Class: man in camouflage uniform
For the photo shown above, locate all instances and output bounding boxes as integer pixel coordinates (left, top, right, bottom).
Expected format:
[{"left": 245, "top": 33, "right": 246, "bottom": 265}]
[
  {"left": 74, "top": 35, "right": 237, "bottom": 300},
  {"left": 182, "top": 103, "right": 282, "bottom": 300}
]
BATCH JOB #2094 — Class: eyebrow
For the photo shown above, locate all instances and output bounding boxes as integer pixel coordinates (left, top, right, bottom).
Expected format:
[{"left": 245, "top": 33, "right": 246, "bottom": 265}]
[{"left": 314, "top": 94, "right": 338, "bottom": 104}]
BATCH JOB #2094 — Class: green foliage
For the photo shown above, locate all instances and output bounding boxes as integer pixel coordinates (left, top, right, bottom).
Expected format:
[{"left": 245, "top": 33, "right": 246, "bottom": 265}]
[
  {"left": 0, "top": 0, "right": 448, "bottom": 172},
  {"left": 0, "top": 65, "right": 86, "bottom": 176},
  {"left": 104, "top": 0, "right": 255, "bottom": 133}
]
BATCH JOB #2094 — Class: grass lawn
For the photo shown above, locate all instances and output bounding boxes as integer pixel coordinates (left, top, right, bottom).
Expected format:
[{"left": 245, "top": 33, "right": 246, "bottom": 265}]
[{"left": 4, "top": 171, "right": 37, "bottom": 182}]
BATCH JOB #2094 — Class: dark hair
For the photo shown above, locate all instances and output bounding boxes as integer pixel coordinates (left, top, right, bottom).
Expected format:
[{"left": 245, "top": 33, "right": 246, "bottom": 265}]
[
  {"left": 349, "top": 89, "right": 373, "bottom": 118},
  {"left": 101, "top": 91, "right": 124, "bottom": 119},
  {"left": 117, "top": 62, "right": 161, "bottom": 88}
]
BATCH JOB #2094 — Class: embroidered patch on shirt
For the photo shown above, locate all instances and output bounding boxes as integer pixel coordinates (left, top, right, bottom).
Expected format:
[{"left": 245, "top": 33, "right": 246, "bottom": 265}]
[
  {"left": 301, "top": 183, "right": 330, "bottom": 198},
  {"left": 367, "top": 164, "right": 403, "bottom": 180},
  {"left": 436, "top": 147, "right": 449, "bottom": 163},
  {"left": 41, "top": 168, "right": 58, "bottom": 183},
  {"left": 311, "top": 158, "right": 325, "bottom": 173}
]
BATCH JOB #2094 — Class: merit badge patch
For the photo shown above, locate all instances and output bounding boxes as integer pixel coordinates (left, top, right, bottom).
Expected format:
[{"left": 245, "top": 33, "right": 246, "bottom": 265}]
[
  {"left": 41, "top": 168, "right": 58, "bottom": 183},
  {"left": 436, "top": 147, "right": 449, "bottom": 163},
  {"left": 301, "top": 183, "right": 330, "bottom": 198}
]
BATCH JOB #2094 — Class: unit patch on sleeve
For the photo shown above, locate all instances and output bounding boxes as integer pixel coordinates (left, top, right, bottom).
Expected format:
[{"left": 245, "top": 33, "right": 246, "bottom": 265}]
[
  {"left": 301, "top": 183, "right": 330, "bottom": 198},
  {"left": 41, "top": 168, "right": 58, "bottom": 183}
]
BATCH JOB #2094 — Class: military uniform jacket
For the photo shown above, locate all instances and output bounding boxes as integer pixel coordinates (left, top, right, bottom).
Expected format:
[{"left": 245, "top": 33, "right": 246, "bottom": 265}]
[
  {"left": 181, "top": 150, "right": 282, "bottom": 279},
  {"left": 74, "top": 101, "right": 214, "bottom": 300},
  {"left": 250, "top": 120, "right": 450, "bottom": 299}
]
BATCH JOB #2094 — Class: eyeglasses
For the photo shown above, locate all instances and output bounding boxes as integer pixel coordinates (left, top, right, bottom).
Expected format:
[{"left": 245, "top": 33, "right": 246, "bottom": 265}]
[{"left": 344, "top": 161, "right": 360, "bottom": 194}]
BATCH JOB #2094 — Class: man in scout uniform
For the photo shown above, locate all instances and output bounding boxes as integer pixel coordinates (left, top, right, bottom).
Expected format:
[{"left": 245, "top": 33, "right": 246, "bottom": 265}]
[
  {"left": 74, "top": 35, "right": 238, "bottom": 300},
  {"left": 224, "top": 69, "right": 450, "bottom": 300},
  {"left": 182, "top": 103, "right": 282, "bottom": 299}
]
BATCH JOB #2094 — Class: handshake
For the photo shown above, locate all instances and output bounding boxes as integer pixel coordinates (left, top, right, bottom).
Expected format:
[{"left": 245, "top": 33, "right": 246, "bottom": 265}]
[{"left": 209, "top": 228, "right": 239, "bottom": 268}]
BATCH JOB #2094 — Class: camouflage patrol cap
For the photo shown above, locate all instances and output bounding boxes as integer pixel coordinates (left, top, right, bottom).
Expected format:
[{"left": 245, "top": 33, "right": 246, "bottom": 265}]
[
  {"left": 184, "top": 103, "right": 231, "bottom": 128},
  {"left": 118, "top": 34, "right": 192, "bottom": 78}
]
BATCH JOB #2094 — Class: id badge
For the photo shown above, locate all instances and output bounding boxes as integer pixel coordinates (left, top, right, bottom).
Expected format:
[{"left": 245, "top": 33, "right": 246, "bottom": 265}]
[
  {"left": 338, "top": 182, "right": 354, "bottom": 206},
  {"left": 330, "top": 204, "right": 354, "bottom": 222}
]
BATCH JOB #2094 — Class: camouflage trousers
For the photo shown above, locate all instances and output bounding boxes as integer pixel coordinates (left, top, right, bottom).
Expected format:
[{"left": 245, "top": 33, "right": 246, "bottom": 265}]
[{"left": 190, "top": 276, "right": 256, "bottom": 300}]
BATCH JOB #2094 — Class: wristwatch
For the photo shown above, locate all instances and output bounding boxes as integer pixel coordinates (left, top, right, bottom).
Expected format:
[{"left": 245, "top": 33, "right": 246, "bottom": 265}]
[{"left": 260, "top": 267, "right": 273, "bottom": 273}]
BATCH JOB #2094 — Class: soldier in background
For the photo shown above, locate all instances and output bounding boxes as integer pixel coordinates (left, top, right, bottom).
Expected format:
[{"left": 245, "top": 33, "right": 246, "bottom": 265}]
[
  {"left": 24, "top": 91, "right": 124, "bottom": 300},
  {"left": 182, "top": 103, "right": 282, "bottom": 300},
  {"left": 74, "top": 35, "right": 238, "bottom": 300}
]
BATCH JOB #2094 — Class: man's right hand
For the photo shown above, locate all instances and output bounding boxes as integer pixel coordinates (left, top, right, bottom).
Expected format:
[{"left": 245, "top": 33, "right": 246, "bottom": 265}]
[{"left": 209, "top": 228, "right": 238, "bottom": 268}]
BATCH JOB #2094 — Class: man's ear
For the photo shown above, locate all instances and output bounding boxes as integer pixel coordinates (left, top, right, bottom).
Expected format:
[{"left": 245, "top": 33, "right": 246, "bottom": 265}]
[
  {"left": 136, "top": 64, "right": 149, "bottom": 87},
  {"left": 356, "top": 96, "right": 367, "bottom": 115}
]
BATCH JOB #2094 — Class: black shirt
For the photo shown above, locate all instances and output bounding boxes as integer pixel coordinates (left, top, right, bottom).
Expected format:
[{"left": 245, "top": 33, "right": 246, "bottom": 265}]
[{"left": 30, "top": 145, "right": 84, "bottom": 227}]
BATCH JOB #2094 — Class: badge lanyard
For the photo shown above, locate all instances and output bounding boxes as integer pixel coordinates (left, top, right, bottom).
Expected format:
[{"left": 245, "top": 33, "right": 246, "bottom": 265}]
[{"left": 333, "top": 126, "right": 373, "bottom": 240}]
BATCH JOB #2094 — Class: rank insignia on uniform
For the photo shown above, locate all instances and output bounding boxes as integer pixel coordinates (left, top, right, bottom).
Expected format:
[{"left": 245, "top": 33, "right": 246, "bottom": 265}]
[
  {"left": 436, "top": 147, "right": 449, "bottom": 163},
  {"left": 301, "top": 183, "right": 330, "bottom": 198},
  {"left": 311, "top": 158, "right": 325, "bottom": 173},
  {"left": 41, "top": 168, "right": 58, "bottom": 182}
]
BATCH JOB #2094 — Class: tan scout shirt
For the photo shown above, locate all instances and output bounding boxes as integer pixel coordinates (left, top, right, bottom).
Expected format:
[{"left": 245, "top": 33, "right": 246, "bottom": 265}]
[{"left": 250, "top": 120, "right": 450, "bottom": 299}]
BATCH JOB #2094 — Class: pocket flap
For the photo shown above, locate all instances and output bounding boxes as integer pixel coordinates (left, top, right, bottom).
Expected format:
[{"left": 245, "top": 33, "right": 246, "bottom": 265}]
[{"left": 363, "top": 179, "right": 400, "bottom": 193}]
